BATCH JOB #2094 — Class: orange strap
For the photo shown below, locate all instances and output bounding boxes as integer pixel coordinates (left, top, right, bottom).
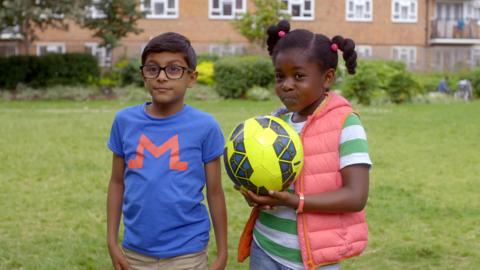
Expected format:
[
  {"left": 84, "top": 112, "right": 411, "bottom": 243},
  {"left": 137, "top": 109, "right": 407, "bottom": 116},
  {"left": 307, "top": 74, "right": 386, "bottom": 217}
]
[{"left": 237, "top": 207, "right": 260, "bottom": 262}]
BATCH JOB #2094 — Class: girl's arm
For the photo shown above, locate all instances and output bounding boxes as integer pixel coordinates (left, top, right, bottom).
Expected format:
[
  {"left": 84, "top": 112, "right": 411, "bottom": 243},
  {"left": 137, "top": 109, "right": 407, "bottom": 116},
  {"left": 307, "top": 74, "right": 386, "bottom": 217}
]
[
  {"left": 244, "top": 164, "right": 369, "bottom": 213},
  {"left": 205, "top": 157, "right": 228, "bottom": 270},
  {"left": 107, "top": 154, "right": 130, "bottom": 270}
]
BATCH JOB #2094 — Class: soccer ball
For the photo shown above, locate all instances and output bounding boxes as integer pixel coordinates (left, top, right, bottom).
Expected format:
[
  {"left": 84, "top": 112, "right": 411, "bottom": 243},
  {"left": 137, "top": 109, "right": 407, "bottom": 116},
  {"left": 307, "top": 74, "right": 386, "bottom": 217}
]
[{"left": 223, "top": 115, "right": 304, "bottom": 195}]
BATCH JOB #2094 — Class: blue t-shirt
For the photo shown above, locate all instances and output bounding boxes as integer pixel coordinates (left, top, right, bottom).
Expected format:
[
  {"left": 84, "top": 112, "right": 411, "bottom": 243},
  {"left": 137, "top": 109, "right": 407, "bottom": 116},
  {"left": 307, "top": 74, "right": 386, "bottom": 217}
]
[{"left": 107, "top": 103, "right": 225, "bottom": 258}]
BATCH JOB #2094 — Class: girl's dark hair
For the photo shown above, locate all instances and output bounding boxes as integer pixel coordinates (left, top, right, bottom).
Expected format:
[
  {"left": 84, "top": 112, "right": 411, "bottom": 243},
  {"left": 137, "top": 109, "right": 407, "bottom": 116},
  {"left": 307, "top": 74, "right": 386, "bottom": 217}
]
[
  {"left": 141, "top": 32, "right": 197, "bottom": 70},
  {"left": 266, "top": 20, "right": 357, "bottom": 74}
]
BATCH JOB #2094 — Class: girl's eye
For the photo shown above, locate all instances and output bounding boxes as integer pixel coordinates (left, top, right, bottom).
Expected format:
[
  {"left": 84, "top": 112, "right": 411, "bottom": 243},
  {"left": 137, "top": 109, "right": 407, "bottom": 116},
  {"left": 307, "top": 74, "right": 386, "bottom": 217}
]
[
  {"left": 295, "top": 73, "right": 306, "bottom": 80},
  {"left": 275, "top": 73, "right": 284, "bottom": 81}
]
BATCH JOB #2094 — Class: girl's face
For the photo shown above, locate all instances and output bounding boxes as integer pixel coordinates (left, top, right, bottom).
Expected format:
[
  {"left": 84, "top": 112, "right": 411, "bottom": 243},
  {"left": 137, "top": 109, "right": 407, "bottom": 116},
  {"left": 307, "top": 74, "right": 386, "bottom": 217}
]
[{"left": 274, "top": 48, "right": 335, "bottom": 118}]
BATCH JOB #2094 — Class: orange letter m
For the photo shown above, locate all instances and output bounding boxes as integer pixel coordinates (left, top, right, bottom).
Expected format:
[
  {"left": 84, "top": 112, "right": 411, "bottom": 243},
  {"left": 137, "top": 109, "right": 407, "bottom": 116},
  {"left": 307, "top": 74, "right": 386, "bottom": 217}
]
[{"left": 128, "top": 134, "right": 188, "bottom": 171}]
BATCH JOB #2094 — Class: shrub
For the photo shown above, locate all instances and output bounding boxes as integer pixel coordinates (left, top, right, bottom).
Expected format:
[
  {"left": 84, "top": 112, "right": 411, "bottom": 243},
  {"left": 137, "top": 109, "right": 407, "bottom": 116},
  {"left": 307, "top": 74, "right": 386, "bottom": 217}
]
[
  {"left": 0, "top": 53, "right": 100, "bottom": 89},
  {"left": 197, "top": 61, "right": 215, "bottom": 86},
  {"left": 467, "top": 67, "right": 480, "bottom": 98},
  {"left": 386, "top": 71, "right": 419, "bottom": 103},
  {"left": 214, "top": 56, "right": 274, "bottom": 98},
  {"left": 116, "top": 58, "right": 143, "bottom": 87},
  {"left": 343, "top": 63, "right": 379, "bottom": 105},
  {"left": 246, "top": 85, "right": 272, "bottom": 101},
  {"left": 186, "top": 84, "right": 220, "bottom": 101},
  {"left": 197, "top": 53, "right": 220, "bottom": 63}
]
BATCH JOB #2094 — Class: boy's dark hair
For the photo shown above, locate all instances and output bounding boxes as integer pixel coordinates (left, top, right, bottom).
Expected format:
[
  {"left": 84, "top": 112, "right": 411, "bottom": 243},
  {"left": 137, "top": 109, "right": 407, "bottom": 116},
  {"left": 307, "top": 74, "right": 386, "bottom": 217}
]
[
  {"left": 266, "top": 20, "right": 357, "bottom": 74},
  {"left": 141, "top": 32, "right": 197, "bottom": 70}
]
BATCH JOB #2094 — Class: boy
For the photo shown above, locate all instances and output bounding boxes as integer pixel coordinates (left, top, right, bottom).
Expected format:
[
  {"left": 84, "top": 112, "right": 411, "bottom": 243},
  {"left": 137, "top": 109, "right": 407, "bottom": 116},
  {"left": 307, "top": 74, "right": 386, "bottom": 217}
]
[{"left": 107, "top": 32, "right": 227, "bottom": 270}]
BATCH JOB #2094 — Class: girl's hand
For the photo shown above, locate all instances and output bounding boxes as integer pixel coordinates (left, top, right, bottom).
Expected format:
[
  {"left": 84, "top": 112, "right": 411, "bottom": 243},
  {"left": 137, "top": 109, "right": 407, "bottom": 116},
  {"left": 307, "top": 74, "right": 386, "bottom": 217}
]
[
  {"left": 108, "top": 244, "right": 130, "bottom": 270},
  {"left": 234, "top": 185, "right": 258, "bottom": 207},
  {"left": 243, "top": 189, "right": 299, "bottom": 210}
]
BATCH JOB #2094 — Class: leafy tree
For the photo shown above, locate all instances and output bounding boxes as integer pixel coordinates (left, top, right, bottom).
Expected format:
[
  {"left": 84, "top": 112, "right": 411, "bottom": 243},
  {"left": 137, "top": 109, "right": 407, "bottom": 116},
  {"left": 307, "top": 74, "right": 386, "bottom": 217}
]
[
  {"left": 0, "top": 0, "right": 77, "bottom": 54},
  {"left": 232, "top": 0, "right": 289, "bottom": 48},
  {"left": 76, "top": 0, "right": 145, "bottom": 66}
]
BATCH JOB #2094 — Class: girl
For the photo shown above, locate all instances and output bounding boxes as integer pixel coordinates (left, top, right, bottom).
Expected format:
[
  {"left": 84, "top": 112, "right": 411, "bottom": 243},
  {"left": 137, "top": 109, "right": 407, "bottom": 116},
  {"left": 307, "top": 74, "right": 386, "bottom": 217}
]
[{"left": 237, "top": 20, "right": 372, "bottom": 270}]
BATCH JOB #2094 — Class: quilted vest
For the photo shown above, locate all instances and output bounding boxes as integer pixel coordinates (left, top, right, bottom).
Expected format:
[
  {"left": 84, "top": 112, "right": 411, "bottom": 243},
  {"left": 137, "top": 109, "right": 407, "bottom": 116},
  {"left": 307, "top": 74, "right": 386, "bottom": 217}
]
[{"left": 237, "top": 92, "right": 368, "bottom": 269}]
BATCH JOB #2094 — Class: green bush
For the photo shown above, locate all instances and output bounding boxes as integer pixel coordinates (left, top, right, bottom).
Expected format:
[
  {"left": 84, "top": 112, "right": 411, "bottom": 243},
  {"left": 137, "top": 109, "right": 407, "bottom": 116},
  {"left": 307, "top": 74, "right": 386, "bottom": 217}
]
[
  {"left": 197, "top": 53, "right": 219, "bottom": 63},
  {"left": 0, "top": 53, "right": 100, "bottom": 89},
  {"left": 197, "top": 61, "right": 215, "bottom": 86},
  {"left": 116, "top": 58, "right": 143, "bottom": 87},
  {"left": 246, "top": 85, "right": 272, "bottom": 101},
  {"left": 467, "top": 67, "right": 480, "bottom": 98},
  {"left": 343, "top": 63, "right": 379, "bottom": 105},
  {"left": 386, "top": 71, "right": 419, "bottom": 103},
  {"left": 214, "top": 56, "right": 274, "bottom": 98}
]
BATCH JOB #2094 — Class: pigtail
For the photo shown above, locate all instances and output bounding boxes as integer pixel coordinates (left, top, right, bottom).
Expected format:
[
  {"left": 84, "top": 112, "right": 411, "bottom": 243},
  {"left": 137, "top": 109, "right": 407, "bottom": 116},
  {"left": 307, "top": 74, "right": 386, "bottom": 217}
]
[
  {"left": 266, "top": 20, "right": 291, "bottom": 56},
  {"left": 332, "top": 35, "right": 357, "bottom": 74}
]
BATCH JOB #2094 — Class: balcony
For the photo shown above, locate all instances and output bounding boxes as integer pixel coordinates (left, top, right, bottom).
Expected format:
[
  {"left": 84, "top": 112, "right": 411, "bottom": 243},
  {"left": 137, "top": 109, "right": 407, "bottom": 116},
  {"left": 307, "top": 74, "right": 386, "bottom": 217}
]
[{"left": 430, "top": 19, "right": 480, "bottom": 45}]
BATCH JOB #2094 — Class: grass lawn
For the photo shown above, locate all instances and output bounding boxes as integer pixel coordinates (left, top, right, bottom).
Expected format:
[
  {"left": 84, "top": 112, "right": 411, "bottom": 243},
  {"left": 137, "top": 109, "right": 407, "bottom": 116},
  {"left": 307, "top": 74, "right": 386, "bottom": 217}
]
[{"left": 0, "top": 99, "right": 479, "bottom": 269}]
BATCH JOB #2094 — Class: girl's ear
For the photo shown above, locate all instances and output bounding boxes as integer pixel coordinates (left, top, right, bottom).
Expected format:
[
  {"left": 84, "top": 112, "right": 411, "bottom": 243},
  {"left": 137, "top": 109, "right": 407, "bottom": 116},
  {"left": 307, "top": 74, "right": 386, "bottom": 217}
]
[
  {"left": 187, "top": 70, "right": 198, "bottom": 88},
  {"left": 323, "top": 68, "right": 336, "bottom": 88}
]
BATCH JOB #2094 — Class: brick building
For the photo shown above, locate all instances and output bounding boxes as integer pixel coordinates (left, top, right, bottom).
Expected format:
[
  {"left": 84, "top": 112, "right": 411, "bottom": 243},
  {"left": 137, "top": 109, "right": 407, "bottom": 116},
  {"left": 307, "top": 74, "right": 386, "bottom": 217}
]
[{"left": 1, "top": 0, "right": 480, "bottom": 71}]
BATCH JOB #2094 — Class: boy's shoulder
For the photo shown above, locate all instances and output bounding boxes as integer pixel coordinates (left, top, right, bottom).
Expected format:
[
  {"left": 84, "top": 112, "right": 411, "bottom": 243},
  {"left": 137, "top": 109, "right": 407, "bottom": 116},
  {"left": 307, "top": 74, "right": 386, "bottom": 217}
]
[
  {"left": 114, "top": 103, "right": 144, "bottom": 119},
  {"left": 185, "top": 105, "right": 218, "bottom": 123}
]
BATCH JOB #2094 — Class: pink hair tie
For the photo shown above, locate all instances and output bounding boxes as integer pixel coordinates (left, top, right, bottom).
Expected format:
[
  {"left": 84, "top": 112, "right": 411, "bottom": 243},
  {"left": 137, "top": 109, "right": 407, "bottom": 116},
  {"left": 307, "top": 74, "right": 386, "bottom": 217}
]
[
  {"left": 278, "top": 31, "right": 286, "bottom": 38},
  {"left": 330, "top": 43, "right": 338, "bottom": 52}
]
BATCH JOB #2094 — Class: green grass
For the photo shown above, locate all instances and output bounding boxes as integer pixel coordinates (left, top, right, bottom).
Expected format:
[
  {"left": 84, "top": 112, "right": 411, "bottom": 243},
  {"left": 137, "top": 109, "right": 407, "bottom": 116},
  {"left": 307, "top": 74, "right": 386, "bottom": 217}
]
[{"left": 0, "top": 99, "right": 479, "bottom": 269}]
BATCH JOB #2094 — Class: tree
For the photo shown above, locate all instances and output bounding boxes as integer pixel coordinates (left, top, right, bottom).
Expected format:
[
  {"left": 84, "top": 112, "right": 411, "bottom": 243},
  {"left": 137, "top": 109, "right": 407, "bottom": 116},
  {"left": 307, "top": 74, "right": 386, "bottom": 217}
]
[
  {"left": 0, "top": 0, "right": 77, "bottom": 54},
  {"left": 232, "top": 0, "right": 289, "bottom": 48},
  {"left": 77, "top": 0, "right": 144, "bottom": 66}
]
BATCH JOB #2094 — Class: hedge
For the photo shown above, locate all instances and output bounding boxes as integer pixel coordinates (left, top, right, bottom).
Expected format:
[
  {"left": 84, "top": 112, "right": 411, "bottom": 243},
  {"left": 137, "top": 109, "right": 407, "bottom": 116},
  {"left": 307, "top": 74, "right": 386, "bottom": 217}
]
[{"left": 0, "top": 53, "right": 100, "bottom": 89}]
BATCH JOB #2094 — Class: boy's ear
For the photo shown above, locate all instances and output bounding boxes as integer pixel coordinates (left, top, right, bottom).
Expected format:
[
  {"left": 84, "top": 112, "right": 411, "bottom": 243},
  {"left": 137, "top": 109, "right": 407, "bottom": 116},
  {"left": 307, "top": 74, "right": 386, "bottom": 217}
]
[
  {"left": 323, "top": 68, "right": 336, "bottom": 88},
  {"left": 187, "top": 70, "right": 198, "bottom": 88}
]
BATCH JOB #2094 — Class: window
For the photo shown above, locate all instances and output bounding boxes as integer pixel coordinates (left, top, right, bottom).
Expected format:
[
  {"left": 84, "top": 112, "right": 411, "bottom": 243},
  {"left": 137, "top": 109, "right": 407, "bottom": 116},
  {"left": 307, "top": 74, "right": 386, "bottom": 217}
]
[
  {"left": 86, "top": 0, "right": 106, "bottom": 19},
  {"left": 209, "top": 0, "right": 246, "bottom": 19},
  {"left": 209, "top": 44, "right": 245, "bottom": 56},
  {"left": 36, "top": 43, "right": 66, "bottom": 56},
  {"left": 470, "top": 47, "right": 480, "bottom": 67},
  {"left": 141, "top": 0, "right": 179, "bottom": 19},
  {"left": 0, "top": 26, "right": 21, "bottom": 40},
  {"left": 281, "top": 0, "right": 314, "bottom": 20},
  {"left": 392, "top": 0, "right": 417, "bottom": 23},
  {"left": 0, "top": 45, "right": 17, "bottom": 57},
  {"left": 392, "top": 46, "right": 416, "bottom": 67},
  {"left": 346, "top": 0, "right": 373, "bottom": 22},
  {"left": 85, "top": 43, "right": 111, "bottom": 67},
  {"left": 356, "top": 45, "right": 373, "bottom": 58}
]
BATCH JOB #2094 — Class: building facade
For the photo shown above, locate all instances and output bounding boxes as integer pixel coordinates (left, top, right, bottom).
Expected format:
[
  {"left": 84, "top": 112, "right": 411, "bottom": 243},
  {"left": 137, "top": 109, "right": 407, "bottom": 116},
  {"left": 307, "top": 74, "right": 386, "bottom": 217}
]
[{"left": 1, "top": 0, "right": 480, "bottom": 71}]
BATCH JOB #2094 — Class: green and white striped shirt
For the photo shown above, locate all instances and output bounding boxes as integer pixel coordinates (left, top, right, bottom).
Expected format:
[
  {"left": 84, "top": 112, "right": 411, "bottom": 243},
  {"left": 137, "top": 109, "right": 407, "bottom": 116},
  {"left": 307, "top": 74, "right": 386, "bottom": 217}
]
[{"left": 253, "top": 112, "right": 372, "bottom": 270}]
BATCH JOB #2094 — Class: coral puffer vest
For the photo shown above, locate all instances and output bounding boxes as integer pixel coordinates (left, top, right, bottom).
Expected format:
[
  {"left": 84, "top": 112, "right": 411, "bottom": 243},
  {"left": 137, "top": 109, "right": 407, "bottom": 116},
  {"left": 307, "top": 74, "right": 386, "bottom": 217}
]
[{"left": 238, "top": 92, "right": 368, "bottom": 269}]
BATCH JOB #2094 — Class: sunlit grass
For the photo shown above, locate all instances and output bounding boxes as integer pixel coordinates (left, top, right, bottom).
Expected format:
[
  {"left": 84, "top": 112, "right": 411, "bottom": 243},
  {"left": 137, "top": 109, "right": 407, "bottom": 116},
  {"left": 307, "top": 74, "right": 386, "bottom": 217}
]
[{"left": 0, "top": 99, "right": 479, "bottom": 269}]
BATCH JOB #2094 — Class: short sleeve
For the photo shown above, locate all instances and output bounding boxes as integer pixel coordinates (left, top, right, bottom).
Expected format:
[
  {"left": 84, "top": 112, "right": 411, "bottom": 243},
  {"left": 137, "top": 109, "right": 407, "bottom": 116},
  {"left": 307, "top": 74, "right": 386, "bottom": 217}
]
[
  {"left": 339, "top": 113, "right": 372, "bottom": 169},
  {"left": 202, "top": 120, "right": 225, "bottom": 163},
  {"left": 107, "top": 117, "right": 124, "bottom": 157}
]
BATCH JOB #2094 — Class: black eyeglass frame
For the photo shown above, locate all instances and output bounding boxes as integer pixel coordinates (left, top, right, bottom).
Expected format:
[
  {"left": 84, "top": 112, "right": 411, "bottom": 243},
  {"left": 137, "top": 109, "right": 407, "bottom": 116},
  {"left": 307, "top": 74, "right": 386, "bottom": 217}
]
[{"left": 139, "top": 64, "right": 193, "bottom": 80}]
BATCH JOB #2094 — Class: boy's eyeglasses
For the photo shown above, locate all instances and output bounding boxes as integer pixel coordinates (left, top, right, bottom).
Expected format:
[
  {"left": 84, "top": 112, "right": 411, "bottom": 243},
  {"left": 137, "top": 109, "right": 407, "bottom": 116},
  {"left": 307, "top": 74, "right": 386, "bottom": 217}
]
[{"left": 140, "top": 64, "right": 192, "bottom": 80}]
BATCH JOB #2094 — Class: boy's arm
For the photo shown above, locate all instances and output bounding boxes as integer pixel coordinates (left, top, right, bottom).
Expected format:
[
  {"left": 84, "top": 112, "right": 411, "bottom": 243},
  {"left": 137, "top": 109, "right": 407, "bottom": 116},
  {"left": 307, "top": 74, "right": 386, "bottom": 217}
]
[
  {"left": 107, "top": 154, "right": 130, "bottom": 270},
  {"left": 205, "top": 157, "right": 228, "bottom": 270}
]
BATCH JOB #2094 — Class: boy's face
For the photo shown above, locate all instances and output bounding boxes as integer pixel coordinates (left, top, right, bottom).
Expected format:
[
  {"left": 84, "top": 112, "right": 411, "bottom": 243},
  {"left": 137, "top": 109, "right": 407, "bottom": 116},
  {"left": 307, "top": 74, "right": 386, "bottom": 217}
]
[
  {"left": 274, "top": 48, "right": 335, "bottom": 117},
  {"left": 142, "top": 52, "right": 197, "bottom": 111}
]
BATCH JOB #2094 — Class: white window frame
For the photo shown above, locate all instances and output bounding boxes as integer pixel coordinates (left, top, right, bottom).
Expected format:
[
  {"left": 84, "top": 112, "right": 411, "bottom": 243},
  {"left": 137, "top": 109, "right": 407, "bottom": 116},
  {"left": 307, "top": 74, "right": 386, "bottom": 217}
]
[
  {"left": 86, "top": 0, "right": 106, "bottom": 19},
  {"left": 208, "top": 44, "right": 245, "bottom": 56},
  {"left": 141, "top": 0, "right": 179, "bottom": 19},
  {"left": 392, "top": 46, "right": 416, "bottom": 67},
  {"left": 392, "top": 0, "right": 417, "bottom": 23},
  {"left": 85, "top": 43, "right": 111, "bottom": 67},
  {"left": 209, "top": 0, "right": 246, "bottom": 20},
  {"left": 346, "top": 0, "right": 373, "bottom": 22},
  {"left": 356, "top": 45, "right": 373, "bottom": 58},
  {"left": 281, "top": 0, "right": 315, "bottom": 21},
  {"left": 36, "top": 43, "right": 66, "bottom": 56}
]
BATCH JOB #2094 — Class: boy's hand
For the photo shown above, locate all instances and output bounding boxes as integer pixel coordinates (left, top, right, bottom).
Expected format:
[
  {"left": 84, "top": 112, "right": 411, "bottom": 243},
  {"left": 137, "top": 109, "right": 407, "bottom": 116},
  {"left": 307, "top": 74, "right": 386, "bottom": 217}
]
[
  {"left": 108, "top": 244, "right": 130, "bottom": 270},
  {"left": 243, "top": 189, "right": 299, "bottom": 210},
  {"left": 209, "top": 255, "right": 227, "bottom": 270}
]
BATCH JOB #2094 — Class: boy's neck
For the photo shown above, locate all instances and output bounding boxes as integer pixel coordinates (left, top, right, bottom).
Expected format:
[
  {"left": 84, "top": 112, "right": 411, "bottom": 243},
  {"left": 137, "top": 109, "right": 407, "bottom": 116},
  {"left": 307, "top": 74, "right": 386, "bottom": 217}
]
[{"left": 146, "top": 101, "right": 184, "bottom": 118}]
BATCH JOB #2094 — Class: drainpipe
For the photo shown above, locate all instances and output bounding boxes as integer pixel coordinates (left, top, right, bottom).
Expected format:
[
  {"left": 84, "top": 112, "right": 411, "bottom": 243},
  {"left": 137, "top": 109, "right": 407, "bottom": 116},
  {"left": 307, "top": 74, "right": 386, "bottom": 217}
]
[{"left": 426, "top": 0, "right": 430, "bottom": 46}]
